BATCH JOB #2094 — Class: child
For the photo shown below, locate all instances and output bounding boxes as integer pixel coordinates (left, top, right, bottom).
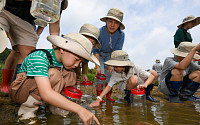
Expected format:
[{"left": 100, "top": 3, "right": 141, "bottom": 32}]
[
  {"left": 10, "top": 33, "right": 100, "bottom": 125},
  {"left": 92, "top": 8, "right": 125, "bottom": 102},
  {"left": 174, "top": 15, "right": 200, "bottom": 48},
  {"left": 74, "top": 24, "right": 101, "bottom": 89},
  {"left": 89, "top": 50, "right": 159, "bottom": 107},
  {"left": 152, "top": 59, "right": 162, "bottom": 82},
  {"left": 159, "top": 42, "right": 200, "bottom": 103}
]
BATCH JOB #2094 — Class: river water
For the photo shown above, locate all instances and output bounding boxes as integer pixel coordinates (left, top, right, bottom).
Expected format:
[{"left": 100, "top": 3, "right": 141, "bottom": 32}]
[{"left": 0, "top": 86, "right": 200, "bottom": 125}]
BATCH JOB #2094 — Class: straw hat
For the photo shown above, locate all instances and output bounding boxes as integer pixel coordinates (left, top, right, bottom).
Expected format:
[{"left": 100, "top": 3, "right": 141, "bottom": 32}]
[
  {"left": 170, "top": 42, "right": 200, "bottom": 59},
  {"left": 177, "top": 15, "right": 200, "bottom": 28},
  {"left": 47, "top": 33, "right": 100, "bottom": 66},
  {"left": 100, "top": 8, "right": 125, "bottom": 30},
  {"left": 0, "top": 24, "right": 8, "bottom": 53},
  {"left": 104, "top": 50, "right": 134, "bottom": 66},
  {"left": 79, "top": 24, "right": 101, "bottom": 49},
  {"left": 155, "top": 59, "right": 160, "bottom": 63}
]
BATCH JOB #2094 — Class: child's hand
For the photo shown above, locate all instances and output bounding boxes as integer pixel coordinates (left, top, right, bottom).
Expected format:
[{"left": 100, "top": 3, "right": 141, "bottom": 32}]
[
  {"left": 136, "top": 84, "right": 147, "bottom": 90},
  {"left": 77, "top": 108, "right": 100, "bottom": 125},
  {"left": 106, "top": 65, "right": 113, "bottom": 75},
  {"left": 95, "top": 67, "right": 101, "bottom": 75},
  {"left": 88, "top": 100, "right": 101, "bottom": 107}
]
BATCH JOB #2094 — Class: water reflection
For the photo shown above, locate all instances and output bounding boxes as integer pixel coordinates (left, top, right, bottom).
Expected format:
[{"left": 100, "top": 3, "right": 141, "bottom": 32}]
[{"left": 0, "top": 90, "right": 200, "bottom": 125}]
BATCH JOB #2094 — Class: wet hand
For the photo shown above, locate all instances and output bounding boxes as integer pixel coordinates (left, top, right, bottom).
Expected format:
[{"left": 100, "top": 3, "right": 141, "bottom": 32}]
[
  {"left": 78, "top": 108, "right": 100, "bottom": 125},
  {"left": 88, "top": 100, "right": 100, "bottom": 107}
]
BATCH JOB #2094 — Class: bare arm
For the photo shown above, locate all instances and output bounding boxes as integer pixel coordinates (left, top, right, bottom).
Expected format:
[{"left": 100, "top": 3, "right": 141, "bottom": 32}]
[
  {"left": 89, "top": 85, "right": 112, "bottom": 107},
  {"left": 94, "top": 53, "right": 101, "bottom": 75},
  {"left": 175, "top": 43, "right": 200, "bottom": 70},
  {"left": 35, "top": 77, "right": 100, "bottom": 125},
  {"left": 82, "top": 62, "right": 88, "bottom": 81},
  {"left": 137, "top": 74, "right": 155, "bottom": 90}
]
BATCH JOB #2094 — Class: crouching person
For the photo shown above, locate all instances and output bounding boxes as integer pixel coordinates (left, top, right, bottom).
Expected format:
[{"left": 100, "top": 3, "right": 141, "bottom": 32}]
[
  {"left": 159, "top": 42, "right": 200, "bottom": 103},
  {"left": 10, "top": 33, "right": 100, "bottom": 125},
  {"left": 89, "top": 50, "right": 159, "bottom": 107}
]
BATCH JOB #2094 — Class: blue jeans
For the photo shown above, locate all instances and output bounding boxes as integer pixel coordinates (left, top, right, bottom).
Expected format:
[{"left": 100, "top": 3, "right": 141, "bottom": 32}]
[{"left": 99, "top": 52, "right": 111, "bottom": 83}]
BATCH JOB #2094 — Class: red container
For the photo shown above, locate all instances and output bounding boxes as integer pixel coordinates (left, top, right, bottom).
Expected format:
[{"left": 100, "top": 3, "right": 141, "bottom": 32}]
[{"left": 63, "top": 86, "right": 82, "bottom": 99}]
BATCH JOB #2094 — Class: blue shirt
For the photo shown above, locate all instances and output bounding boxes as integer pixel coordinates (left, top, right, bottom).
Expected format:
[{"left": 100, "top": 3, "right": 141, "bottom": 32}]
[{"left": 92, "top": 26, "right": 125, "bottom": 54}]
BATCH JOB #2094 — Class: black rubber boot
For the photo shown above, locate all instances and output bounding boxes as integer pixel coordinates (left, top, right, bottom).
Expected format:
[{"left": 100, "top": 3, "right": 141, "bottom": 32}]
[
  {"left": 124, "top": 90, "right": 131, "bottom": 103},
  {"left": 145, "top": 84, "right": 159, "bottom": 102},
  {"left": 180, "top": 80, "right": 200, "bottom": 102},
  {"left": 167, "top": 81, "right": 183, "bottom": 103}
]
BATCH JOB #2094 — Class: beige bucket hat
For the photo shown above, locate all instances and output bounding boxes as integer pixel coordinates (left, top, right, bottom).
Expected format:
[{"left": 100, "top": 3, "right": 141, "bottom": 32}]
[
  {"left": 177, "top": 15, "right": 200, "bottom": 28},
  {"left": 79, "top": 24, "right": 101, "bottom": 49},
  {"left": 0, "top": 24, "right": 8, "bottom": 53},
  {"left": 170, "top": 42, "right": 200, "bottom": 59},
  {"left": 100, "top": 8, "right": 125, "bottom": 30},
  {"left": 47, "top": 33, "right": 100, "bottom": 66},
  {"left": 104, "top": 50, "right": 134, "bottom": 66},
  {"left": 155, "top": 59, "right": 160, "bottom": 63},
  {"left": 0, "top": 0, "right": 6, "bottom": 12}
]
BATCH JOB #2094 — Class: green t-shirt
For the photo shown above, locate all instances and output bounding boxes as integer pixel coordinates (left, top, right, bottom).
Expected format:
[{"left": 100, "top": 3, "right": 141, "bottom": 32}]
[
  {"left": 174, "top": 28, "right": 192, "bottom": 48},
  {"left": 18, "top": 49, "right": 62, "bottom": 78}
]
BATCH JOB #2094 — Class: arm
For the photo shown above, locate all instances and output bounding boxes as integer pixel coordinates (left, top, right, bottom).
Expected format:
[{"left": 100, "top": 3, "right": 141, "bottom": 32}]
[
  {"left": 174, "top": 43, "right": 200, "bottom": 70},
  {"left": 137, "top": 74, "right": 155, "bottom": 90},
  {"left": 94, "top": 53, "right": 101, "bottom": 75},
  {"left": 82, "top": 62, "right": 88, "bottom": 81},
  {"left": 49, "top": 20, "right": 60, "bottom": 36},
  {"left": 88, "top": 85, "right": 112, "bottom": 107},
  {"left": 35, "top": 77, "right": 100, "bottom": 125}
]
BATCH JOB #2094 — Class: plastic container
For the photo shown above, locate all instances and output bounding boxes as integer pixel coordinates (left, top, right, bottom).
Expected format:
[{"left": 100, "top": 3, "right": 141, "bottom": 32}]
[
  {"left": 34, "top": 18, "right": 47, "bottom": 27},
  {"left": 30, "top": 0, "right": 61, "bottom": 23},
  {"left": 130, "top": 88, "right": 146, "bottom": 107},
  {"left": 81, "top": 81, "right": 93, "bottom": 97},
  {"left": 63, "top": 86, "right": 82, "bottom": 104},
  {"left": 95, "top": 73, "right": 106, "bottom": 85},
  {"left": 0, "top": 0, "right": 6, "bottom": 12}
]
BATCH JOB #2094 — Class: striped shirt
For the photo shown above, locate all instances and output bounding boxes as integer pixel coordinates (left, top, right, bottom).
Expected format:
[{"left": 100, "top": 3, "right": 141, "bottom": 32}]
[{"left": 18, "top": 49, "right": 62, "bottom": 78}]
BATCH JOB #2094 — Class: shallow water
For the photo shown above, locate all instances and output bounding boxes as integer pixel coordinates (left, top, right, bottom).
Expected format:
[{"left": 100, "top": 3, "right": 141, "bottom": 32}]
[{"left": 0, "top": 87, "right": 200, "bottom": 125}]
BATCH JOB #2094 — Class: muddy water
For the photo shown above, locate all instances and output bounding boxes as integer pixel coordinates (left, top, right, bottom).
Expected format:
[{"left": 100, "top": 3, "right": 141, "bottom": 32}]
[{"left": 0, "top": 86, "right": 200, "bottom": 125}]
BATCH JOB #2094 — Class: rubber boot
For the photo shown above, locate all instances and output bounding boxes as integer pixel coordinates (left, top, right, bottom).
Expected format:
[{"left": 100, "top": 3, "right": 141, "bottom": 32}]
[
  {"left": 18, "top": 95, "right": 42, "bottom": 124},
  {"left": 105, "top": 83, "right": 115, "bottom": 102},
  {"left": 180, "top": 80, "right": 200, "bottom": 102},
  {"left": 12, "top": 64, "right": 21, "bottom": 82},
  {"left": 124, "top": 90, "right": 131, "bottom": 103},
  {"left": 145, "top": 84, "right": 159, "bottom": 102},
  {"left": 1, "top": 69, "right": 14, "bottom": 94},
  {"left": 167, "top": 81, "right": 183, "bottom": 103},
  {"left": 96, "top": 84, "right": 105, "bottom": 103}
]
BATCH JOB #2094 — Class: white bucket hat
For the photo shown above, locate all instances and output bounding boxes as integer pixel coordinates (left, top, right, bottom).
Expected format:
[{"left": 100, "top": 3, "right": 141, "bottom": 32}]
[
  {"left": 79, "top": 24, "right": 101, "bottom": 49},
  {"left": 47, "top": 33, "right": 100, "bottom": 66},
  {"left": 155, "top": 59, "right": 160, "bottom": 63},
  {"left": 177, "top": 15, "right": 200, "bottom": 28},
  {"left": 104, "top": 50, "right": 134, "bottom": 66},
  {"left": 0, "top": 0, "right": 6, "bottom": 12},
  {"left": 170, "top": 42, "right": 200, "bottom": 59},
  {"left": 100, "top": 8, "right": 125, "bottom": 30},
  {"left": 0, "top": 24, "right": 8, "bottom": 53}
]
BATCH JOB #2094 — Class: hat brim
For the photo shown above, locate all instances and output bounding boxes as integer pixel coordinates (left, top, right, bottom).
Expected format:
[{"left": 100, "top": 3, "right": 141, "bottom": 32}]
[
  {"left": 170, "top": 48, "right": 200, "bottom": 60},
  {"left": 100, "top": 16, "right": 125, "bottom": 30},
  {"left": 47, "top": 35, "right": 100, "bottom": 66},
  {"left": 177, "top": 17, "right": 200, "bottom": 28},
  {"left": 80, "top": 32, "right": 102, "bottom": 49},
  {"left": 0, "top": 24, "right": 8, "bottom": 53},
  {"left": 104, "top": 60, "right": 134, "bottom": 67}
]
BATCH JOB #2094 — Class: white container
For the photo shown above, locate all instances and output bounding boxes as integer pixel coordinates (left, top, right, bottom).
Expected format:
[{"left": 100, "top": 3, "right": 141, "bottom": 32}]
[
  {"left": 30, "top": 0, "right": 61, "bottom": 23},
  {"left": 0, "top": 0, "right": 6, "bottom": 12},
  {"left": 34, "top": 18, "right": 47, "bottom": 27},
  {"left": 130, "top": 88, "right": 146, "bottom": 107}
]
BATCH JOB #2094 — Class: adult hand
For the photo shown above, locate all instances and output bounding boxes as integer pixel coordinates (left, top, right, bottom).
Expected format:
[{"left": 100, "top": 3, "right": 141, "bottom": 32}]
[
  {"left": 88, "top": 100, "right": 101, "bottom": 107},
  {"left": 106, "top": 65, "right": 113, "bottom": 75},
  {"left": 78, "top": 108, "right": 100, "bottom": 125},
  {"left": 82, "top": 74, "right": 88, "bottom": 82},
  {"left": 95, "top": 67, "right": 101, "bottom": 75}
]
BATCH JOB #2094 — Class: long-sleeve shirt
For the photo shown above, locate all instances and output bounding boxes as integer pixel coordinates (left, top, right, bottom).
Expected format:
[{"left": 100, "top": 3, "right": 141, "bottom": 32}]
[{"left": 92, "top": 26, "right": 125, "bottom": 54}]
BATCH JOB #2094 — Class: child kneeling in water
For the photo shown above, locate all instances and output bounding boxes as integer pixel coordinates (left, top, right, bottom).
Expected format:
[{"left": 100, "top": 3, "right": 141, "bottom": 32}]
[
  {"left": 10, "top": 33, "right": 100, "bottom": 125},
  {"left": 89, "top": 50, "right": 159, "bottom": 107}
]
